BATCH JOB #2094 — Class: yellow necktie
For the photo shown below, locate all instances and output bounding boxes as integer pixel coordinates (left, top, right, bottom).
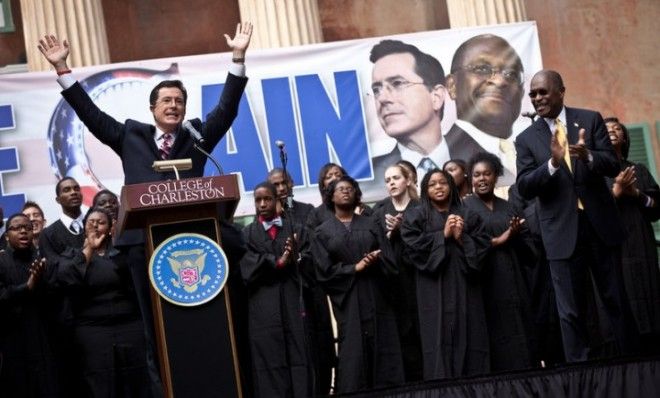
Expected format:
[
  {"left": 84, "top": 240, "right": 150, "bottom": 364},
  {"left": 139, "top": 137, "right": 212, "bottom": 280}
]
[
  {"left": 555, "top": 119, "right": 572, "bottom": 173},
  {"left": 555, "top": 118, "right": 584, "bottom": 209},
  {"left": 499, "top": 138, "right": 516, "bottom": 175}
]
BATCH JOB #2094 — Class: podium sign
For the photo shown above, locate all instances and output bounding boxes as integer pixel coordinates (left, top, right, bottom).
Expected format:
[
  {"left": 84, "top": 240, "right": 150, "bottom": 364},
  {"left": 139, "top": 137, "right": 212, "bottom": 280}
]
[{"left": 118, "top": 175, "right": 243, "bottom": 398}]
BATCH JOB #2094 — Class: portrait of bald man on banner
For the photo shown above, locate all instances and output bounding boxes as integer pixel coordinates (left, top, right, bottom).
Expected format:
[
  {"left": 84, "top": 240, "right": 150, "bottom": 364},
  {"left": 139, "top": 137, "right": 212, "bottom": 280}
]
[
  {"left": 445, "top": 34, "right": 525, "bottom": 187},
  {"left": 369, "top": 39, "right": 449, "bottom": 183}
]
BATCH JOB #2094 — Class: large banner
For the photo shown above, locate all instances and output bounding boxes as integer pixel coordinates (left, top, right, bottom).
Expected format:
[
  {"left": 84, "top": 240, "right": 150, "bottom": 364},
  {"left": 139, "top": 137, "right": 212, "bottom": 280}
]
[{"left": 0, "top": 22, "right": 541, "bottom": 220}]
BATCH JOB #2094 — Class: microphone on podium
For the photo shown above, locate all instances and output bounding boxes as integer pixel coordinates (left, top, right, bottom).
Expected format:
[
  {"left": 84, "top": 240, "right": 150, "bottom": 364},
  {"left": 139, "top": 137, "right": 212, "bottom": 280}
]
[
  {"left": 183, "top": 120, "right": 205, "bottom": 144},
  {"left": 183, "top": 120, "right": 223, "bottom": 175}
]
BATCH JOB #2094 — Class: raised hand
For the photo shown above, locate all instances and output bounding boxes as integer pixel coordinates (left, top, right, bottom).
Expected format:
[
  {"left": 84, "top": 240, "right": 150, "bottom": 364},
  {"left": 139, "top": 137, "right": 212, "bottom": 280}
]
[
  {"left": 37, "top": 35, "right": 70, "bottom": 71},
  {"left": 569, "top": 128, "right": 590, "bottom": 162},
  {"left": 224, "top": 22, "right": 253, "bottom": 57}
]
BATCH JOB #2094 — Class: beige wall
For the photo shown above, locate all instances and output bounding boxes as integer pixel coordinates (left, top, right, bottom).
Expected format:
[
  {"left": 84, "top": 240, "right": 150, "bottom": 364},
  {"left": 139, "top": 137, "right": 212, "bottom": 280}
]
[
  {"left": 319, "top": 0, "right": 449, "bottom": 40},
  {"left": 526, "top": 0, "right": 660, "bottom": 171},
  {"left": 100, "top": 0, "right": 241, "bottom": 63}
]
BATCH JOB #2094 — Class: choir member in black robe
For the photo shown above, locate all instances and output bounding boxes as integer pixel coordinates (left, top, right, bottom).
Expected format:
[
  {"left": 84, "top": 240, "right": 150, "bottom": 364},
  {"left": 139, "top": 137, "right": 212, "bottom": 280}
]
[
  {"left": 240, "top": 182, "right": 317, "bottom": 397},
  {"left": 268, "top": 168, "right": 315, "bottom": 222},
  {"left": 39, "top": 177, "right": 86, "bottom": 396},
  {"left": 400, "top": 169, "right": 491, "bottom": 380},
  {"left": 464, "top": 152, "right": 537, "bottom": 371},
  {"left": 306, "top": 163, "right": 372, "bottom": 231},
  {"left": 313, "top": 176, "right": 404, "bottom": 393},
  {"left": 443, "top": 159, "right": 472, "bottom": 199},
  {"left": 372, "top": 163, "right": 422, "bottom": 381},
  {"left": 606, "top": 117, "right": 660, "bottom": 353},
  {"left": 22, "top": 201, "right": 47, "bottom": 249},
  {"left": 267, "top": 167, "right": 334, "bottom": 395},
  {"left": 0, "top": 214, "right": 59, "bottom": 397},
  {"left": 57, "top": 207, "right": 149, "bottom": 397}
]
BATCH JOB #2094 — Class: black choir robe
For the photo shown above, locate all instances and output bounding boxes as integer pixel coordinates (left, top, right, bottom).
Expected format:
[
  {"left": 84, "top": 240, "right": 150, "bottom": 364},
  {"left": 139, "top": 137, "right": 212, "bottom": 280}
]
[
  {"left": 240, "top": 219, "right": 317, "bottom": 398},
  {"left": 57, "top": 246, "right": 149, "bottom": 397},
  {"left": 372, "top": 198, "right": 423, "bottom": 381},
  {"left": 607, "top": 160, "right": 660, "bottom": 351},
  {"left": 0, "top": 245, "right": 60, "bottom": 397},
  {"left": 313, "top": 213, "right": 404, "bottom": 393},
  {"left": 463, "top": 195, "right": 538, "bottom": 371},
  {"left": 39, "top": 219, "right": 86, "bottom": 395},
  {"left": 400, "top": 204, "right": 491, "bottom": 380}
]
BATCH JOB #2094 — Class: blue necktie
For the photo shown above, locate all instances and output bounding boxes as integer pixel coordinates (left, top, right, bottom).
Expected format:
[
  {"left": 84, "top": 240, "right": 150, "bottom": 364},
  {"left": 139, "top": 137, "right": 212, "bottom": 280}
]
[{"left": 419, "top": 157, "right": 437, "bottom": 174}]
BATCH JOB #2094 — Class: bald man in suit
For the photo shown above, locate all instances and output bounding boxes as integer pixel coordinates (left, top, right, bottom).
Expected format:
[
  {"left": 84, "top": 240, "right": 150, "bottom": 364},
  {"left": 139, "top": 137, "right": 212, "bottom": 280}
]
[{"left": 515, "top": 69, "right": 637, "bottom": 362}]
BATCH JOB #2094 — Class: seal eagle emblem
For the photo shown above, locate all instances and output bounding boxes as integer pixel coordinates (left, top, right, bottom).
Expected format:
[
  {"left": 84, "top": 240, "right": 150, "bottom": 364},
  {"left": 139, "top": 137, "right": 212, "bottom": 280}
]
[{"left": 149, "top": 233, "right": 228, "bottom": 306}]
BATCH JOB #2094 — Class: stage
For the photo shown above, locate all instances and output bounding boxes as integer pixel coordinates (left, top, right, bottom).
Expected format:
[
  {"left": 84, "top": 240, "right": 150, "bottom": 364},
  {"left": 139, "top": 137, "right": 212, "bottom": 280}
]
[{"left": 339, "top": 356, "right": 660, "bottom": 397}]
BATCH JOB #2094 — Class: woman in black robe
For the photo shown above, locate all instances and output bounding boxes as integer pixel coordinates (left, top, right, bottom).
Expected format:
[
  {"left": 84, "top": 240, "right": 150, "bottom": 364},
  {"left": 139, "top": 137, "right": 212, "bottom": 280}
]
[
  {"left": 0, "top": 213, "right": 59, "bottom": 397},
  {"left": 240, "top": 182, "right": 317, "bottom": 397},
  {"left": 464, "top": 152, "right": 537, "bottom": 371},
  {"left": 400, "top": 169, "right": 490, "bottom": 380},
  {"left": 605, "top": 117, "right": 660, "bottom": 353},
  {"left": 443, "top": 159, "right": 472, "bottom": 199},
  {"left": 57, "top": 208, "right": 149, "bottom": 397},
  {"left": 313, "top": 176, "right": 403, "bottom": 393},
  {"left": 372, "top": 163, "right": 422, "bottom": 381}
]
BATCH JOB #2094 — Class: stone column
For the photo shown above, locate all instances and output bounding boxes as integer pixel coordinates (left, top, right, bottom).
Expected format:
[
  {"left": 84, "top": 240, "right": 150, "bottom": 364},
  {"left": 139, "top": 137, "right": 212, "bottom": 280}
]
[
  {"left": 446, "top": 0, "right": 527, "bottom": 27},
  {"left": 20, "top": 0, "right": 110, "bottom": 71},
  {"left": 237, "top": 0, "right": 323, "bottom": 49}
]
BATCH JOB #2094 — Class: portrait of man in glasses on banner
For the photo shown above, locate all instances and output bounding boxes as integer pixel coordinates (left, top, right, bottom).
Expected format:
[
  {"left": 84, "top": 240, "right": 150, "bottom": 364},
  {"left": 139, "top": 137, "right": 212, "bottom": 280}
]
[{"left": 445, "top": 34, "right": 525, "bottom": 186}]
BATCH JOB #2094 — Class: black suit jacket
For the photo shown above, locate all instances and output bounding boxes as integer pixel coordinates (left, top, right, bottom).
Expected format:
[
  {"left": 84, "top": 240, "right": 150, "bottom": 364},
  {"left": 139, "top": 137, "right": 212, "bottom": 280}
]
[
  {"left": 61, "top": 73, "right": 248, "bottom": 185},
  {"left": 371, "top": 123, "right": 496, "bottom": 181},
  {"left": 371, "top": 146, "right": 402, "bottom": 183},
  {"left": 444, "top": 124, "right": 484, "bottom": 164},
  {"left": 515, "top": 106, "right": 624, "bottom": 260}
]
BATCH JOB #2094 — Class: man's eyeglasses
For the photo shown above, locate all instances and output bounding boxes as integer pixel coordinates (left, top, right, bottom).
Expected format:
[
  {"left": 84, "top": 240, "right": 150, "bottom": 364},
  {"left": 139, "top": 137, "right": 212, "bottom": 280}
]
[
  {"left": 456, "top": 64, "right": 524, "bottom": 85},
  {"left": 7, "top": 223, "right": 33, "bottom": 232},
  {"left": 371, "top": 78, "right": 427, "bottom": 99}
]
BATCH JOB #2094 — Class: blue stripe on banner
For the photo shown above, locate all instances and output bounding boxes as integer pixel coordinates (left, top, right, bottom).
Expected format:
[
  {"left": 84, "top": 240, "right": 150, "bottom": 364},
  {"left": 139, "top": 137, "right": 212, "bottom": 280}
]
[
  {"left": 0, "top": 104, "right": 14, "bottom": 130},
  {"left": 0, "top": 147, "right": 26, "bottom": 217}
]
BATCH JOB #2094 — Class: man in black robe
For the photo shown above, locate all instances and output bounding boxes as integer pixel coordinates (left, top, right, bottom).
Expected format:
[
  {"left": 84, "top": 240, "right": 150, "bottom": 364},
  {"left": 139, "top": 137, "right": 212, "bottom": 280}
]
[
  {"left": 0, "top": 213, "right": 58, "bottom": 397},
  {"left": 39, "top": 177, "right": 85, "bottom": 395},
  {"left": 240, "top": 182, "right": 317, "bottom": 397},
  {"left": 267, "top": 168, "right": 335, "bottom": 393}
]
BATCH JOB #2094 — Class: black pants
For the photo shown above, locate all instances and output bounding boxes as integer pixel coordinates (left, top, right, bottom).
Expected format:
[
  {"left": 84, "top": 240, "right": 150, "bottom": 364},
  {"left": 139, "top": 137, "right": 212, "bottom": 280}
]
[{"left": 548, "top": 211, "right": 638, "bottom": 362}]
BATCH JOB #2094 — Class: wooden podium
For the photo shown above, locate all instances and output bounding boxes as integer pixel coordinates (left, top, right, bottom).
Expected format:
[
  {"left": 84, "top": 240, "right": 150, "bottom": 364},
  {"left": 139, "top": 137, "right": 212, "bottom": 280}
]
[{"left": 117, "top": 175, "right": 243, "bottom": 398}]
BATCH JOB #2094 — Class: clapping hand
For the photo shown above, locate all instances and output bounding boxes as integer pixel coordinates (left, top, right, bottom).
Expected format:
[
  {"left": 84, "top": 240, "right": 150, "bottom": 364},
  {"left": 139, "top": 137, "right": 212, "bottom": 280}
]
[
  {"left": 278, "top": 234, "right": 298, "bottom": 266},
  {"left": 612, "top": 166, "right": 639, "bottom": 198},
  {"left": 355, "top": 250, "right": 381, "bottom": 272},
  {"left": 444, "top": 214, "right": 464, "bottom": 242},
  {"left": 569, "top": 128, "right": 590, "bottom": 162},
  {"left": 27, "top": 257, "right": 47, "bottom": 290}
]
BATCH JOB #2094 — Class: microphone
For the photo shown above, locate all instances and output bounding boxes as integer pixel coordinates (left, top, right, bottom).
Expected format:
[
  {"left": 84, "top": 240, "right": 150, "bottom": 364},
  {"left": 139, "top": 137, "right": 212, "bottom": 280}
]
[
  {"left": 274, "top": 140, "right": 293, "bottom": 209},
  {"left": 183, "top": 120, "right": 223, "bottom": 175},
  {"left": 522, "top": 111, "right": 537, "bottom": 121},
  {"left": 183, "top": 120, "right": 205, "bottom": 144}
]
